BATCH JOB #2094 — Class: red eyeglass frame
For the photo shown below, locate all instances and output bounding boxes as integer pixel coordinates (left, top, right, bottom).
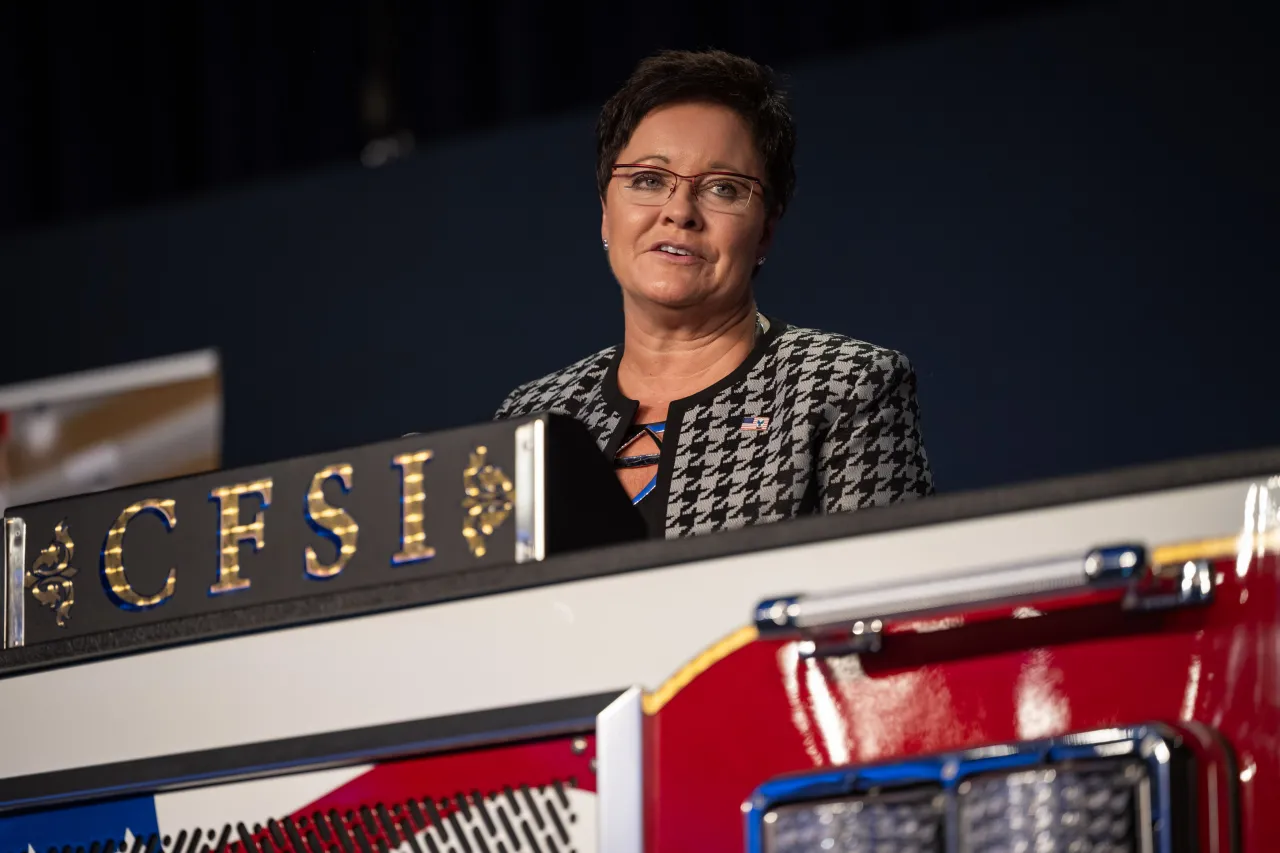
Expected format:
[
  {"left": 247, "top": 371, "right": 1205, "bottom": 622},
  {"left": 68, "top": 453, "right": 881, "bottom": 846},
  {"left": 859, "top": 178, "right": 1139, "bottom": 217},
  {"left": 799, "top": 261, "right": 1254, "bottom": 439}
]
[{"left": 610, "top": 163, "right": 768, "bottom": 206}]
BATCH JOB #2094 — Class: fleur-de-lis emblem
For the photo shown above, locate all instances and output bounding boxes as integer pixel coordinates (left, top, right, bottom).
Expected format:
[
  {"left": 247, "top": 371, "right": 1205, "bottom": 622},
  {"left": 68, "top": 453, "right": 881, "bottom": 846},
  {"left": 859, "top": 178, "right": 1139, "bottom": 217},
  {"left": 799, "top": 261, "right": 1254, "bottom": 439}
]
[
  {"left": 26, "top": 520, "right": 77, "bottom": 628},
  {"left": 462, "top": 445, "right": 514, "bottom": 558}
]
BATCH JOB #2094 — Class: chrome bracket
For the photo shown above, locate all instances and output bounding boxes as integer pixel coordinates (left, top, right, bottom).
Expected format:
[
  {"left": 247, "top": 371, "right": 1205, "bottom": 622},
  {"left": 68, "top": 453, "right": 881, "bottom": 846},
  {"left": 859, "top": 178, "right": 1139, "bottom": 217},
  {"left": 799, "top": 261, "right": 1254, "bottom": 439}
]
[
  {"left": 4, "top": 516, "right": 26, "bottom": 649},
  {"left": 797, "top": 619, "right": 883, "bottom": 660},
  {"left": 755, "top": 596, "right": 800, "bottom": 631},
  {"left": 1084, "top": 544, "right": 1146, "bottom": 582},
  {"left": 513, "top": 419, "right": 546, "bottom": 564},
  {"left": 1125, "top": 557, "right": 1215, "bottom": 611}
]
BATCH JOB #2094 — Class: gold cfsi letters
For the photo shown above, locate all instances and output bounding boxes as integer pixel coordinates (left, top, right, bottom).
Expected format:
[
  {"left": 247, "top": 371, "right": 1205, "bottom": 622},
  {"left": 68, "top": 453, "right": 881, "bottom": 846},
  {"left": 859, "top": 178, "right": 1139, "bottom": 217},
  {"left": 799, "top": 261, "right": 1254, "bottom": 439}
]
[
  {"left": 304, "top": 464, "right": 358, "bottom": 579},
  {"left": 392, "top": 450, "right": 435, "bottom": 565},
  {"left": 102, "top": 499, "right": 178, "bottom": 611},
  {"left": 209, "top": 478, "right": 273, "bottom": 595}
]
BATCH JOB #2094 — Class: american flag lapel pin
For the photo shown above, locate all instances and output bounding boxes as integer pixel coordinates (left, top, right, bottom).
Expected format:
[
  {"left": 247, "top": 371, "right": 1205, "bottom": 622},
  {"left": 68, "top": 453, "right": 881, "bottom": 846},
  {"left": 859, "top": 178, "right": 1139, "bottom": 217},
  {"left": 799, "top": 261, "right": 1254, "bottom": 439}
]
[{"left": 741, "top": 415, "right": 770, "bottom": 432}]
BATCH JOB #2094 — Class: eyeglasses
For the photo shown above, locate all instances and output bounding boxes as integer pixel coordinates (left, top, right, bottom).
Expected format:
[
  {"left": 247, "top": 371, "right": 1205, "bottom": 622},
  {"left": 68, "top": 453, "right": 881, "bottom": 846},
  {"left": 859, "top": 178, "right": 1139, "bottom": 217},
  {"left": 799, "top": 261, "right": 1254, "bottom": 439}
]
[{"left": 610, "top": 163, "right": 765, "bottom": 213}]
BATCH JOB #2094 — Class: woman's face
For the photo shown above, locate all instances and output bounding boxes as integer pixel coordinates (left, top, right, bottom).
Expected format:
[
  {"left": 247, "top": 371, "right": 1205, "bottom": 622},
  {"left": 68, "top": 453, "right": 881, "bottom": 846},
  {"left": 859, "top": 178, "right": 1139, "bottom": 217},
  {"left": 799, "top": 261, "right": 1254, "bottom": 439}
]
[{"left": 602, "top": 101, "right": 774, "bottom": 316}]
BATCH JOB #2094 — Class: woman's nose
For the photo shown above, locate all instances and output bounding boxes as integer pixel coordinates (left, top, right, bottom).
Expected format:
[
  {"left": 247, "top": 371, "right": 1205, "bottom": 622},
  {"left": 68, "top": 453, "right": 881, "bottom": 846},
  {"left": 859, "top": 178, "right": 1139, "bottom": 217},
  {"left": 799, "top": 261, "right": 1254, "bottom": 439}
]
[{"left": 662, "top": 180, "right": 703, "bottom": 226}]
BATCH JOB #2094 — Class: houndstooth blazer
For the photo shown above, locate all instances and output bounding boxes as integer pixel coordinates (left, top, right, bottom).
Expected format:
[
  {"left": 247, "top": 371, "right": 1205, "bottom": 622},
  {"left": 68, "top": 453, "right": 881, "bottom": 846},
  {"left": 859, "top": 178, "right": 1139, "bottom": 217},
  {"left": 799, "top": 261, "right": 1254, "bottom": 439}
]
[{"left": 494, "top": 317, "right": 934, "bottom": 538}]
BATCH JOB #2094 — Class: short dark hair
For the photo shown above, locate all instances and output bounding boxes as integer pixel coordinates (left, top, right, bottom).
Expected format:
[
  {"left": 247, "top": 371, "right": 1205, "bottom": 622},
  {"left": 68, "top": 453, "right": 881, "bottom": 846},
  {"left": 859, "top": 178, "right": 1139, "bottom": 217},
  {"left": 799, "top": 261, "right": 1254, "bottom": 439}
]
[{"left": 596, "top": 49, "right": 797, "bottom": 218}]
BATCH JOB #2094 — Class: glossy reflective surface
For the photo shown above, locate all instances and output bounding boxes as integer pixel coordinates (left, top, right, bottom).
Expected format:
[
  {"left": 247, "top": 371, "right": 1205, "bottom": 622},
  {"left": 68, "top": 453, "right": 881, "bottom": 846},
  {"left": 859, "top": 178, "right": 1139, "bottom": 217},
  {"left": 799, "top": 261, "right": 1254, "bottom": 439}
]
[{"left": 648, "top": 551, "right": 1278, "bottom": 851}]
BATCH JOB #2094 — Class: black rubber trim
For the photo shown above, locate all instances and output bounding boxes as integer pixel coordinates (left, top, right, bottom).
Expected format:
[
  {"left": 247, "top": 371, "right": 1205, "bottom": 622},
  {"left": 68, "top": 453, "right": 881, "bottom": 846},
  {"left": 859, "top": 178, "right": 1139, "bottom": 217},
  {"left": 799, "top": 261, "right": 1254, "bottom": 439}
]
[
  {"left": 3, "top": 444, "right": 1279, "bottom": 679},
  {"left": 0, "top": 689, "right": 622, "bottom": 816}
]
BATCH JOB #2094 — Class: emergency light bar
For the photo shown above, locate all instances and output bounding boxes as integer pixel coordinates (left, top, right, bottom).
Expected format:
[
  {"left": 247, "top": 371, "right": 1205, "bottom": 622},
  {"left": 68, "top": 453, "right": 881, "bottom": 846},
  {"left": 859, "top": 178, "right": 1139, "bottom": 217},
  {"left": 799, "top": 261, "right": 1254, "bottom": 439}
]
[{"left": 747, "top": 725, "right": 1190, "bottom": 853}]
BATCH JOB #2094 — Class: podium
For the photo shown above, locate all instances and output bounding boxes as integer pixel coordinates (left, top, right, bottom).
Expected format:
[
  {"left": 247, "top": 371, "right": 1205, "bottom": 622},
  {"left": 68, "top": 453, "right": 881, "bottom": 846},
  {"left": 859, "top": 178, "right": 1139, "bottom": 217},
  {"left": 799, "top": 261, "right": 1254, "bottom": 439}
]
[{"left": 2, "top": 412, "right": 645, "bottom": 656}]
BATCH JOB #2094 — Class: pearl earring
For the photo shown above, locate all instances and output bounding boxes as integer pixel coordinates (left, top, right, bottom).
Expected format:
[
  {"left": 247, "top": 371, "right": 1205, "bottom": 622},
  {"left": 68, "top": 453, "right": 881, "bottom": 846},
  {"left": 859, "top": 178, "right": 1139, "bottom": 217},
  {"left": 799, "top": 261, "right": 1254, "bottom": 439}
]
[{"left": 603, "top": 239, "right": 609, "bottom": 251}]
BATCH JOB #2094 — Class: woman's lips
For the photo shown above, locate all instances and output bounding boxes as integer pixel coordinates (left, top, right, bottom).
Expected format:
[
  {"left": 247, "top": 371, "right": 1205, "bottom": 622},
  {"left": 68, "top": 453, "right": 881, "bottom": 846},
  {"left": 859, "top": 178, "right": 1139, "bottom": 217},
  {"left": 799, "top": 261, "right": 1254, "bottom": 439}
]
[{"left": 650, "top": 248, "right": 704, "bottom": 265}]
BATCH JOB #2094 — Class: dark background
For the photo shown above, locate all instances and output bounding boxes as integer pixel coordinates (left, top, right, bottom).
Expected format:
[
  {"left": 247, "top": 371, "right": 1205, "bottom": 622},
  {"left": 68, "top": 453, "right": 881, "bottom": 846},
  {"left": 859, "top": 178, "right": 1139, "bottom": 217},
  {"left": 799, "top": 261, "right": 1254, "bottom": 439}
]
[{"left": 0, "top": 0, "right": 1276, "bottom": 495}]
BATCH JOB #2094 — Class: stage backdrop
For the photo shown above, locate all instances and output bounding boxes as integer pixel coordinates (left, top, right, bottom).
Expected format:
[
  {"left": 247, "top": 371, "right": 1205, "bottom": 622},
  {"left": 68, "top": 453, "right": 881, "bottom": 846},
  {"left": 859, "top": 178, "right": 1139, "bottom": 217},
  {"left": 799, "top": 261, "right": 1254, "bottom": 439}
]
[{"left": 0, "top": 1, "right": 1276, "bottom": 495}]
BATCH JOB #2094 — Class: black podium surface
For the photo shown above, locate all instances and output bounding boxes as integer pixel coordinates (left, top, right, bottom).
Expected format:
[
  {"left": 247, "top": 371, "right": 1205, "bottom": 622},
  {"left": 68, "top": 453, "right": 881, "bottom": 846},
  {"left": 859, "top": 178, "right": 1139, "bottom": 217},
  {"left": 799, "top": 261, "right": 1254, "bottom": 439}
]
[{"left": 1, "top": 413, "right": 644, "bottom": 665}]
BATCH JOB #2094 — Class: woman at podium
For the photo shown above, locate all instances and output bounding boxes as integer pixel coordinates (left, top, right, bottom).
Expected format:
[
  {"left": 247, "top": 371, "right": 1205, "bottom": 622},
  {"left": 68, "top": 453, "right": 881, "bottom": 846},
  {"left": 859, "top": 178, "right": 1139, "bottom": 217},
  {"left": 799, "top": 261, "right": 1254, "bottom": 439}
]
[{"left": 496, "top": 49, "right": 933, "bottom": 538}]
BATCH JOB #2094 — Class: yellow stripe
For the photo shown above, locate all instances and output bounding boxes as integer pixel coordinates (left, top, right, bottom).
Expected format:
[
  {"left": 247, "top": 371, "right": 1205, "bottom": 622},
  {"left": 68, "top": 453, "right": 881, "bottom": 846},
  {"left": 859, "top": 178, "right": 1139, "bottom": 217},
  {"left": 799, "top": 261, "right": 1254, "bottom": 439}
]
[
  {"left": 643, "top": 625, "right": 759, "bottom": 715},
  {"left": 1151, "top": 536, "right": 1242, "bottom": 567},
  {"left": 1152, "top": 531, "right": 1280, "bottom": 567}
]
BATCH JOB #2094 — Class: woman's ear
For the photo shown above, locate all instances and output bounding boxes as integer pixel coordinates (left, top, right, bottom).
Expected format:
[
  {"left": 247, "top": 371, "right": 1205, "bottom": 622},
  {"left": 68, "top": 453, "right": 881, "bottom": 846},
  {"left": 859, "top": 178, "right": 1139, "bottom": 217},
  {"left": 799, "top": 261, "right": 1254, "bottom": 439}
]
[{"left": 756, "top": 213, "right": 778, "bottom": 260}]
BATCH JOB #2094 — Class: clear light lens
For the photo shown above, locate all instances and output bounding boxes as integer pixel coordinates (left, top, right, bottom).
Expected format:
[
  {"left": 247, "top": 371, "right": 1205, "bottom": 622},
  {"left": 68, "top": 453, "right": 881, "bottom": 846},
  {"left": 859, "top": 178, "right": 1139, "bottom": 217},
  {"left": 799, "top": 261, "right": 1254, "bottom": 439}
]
[
  {"left": 765, "top": 788, "right": 944, "bottom": 853},
  {"left": 958, "top": 762, "right": 1146, "bottom": 853}
]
